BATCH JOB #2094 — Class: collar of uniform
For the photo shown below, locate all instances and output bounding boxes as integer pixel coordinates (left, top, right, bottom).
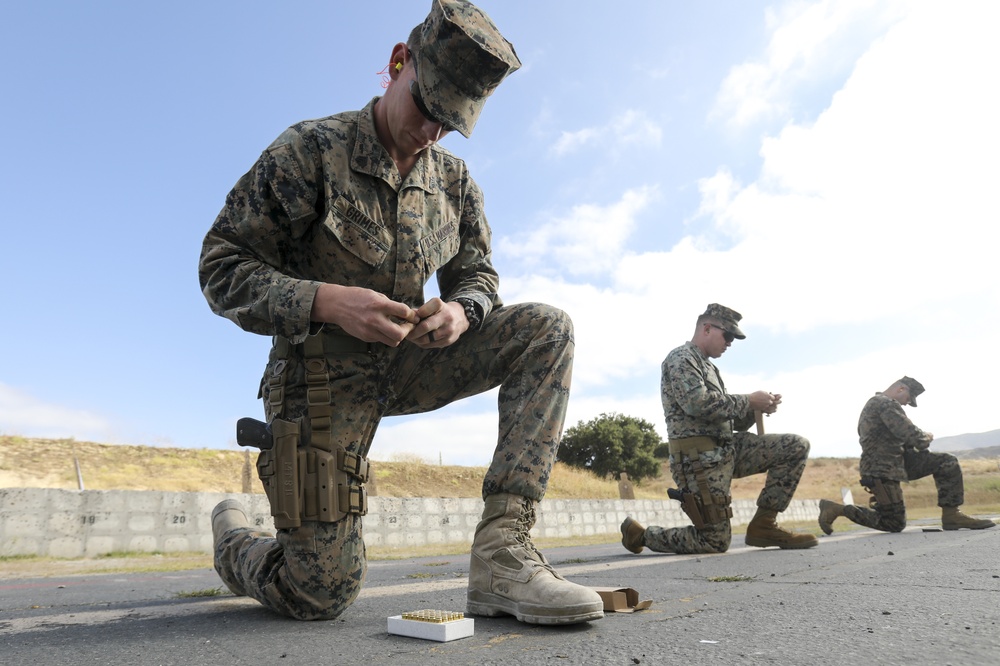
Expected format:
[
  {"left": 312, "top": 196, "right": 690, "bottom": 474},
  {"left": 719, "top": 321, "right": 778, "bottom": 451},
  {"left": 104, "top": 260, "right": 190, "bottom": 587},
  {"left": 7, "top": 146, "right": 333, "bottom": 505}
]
[
  {"left": 686, "top": 340, "right": 708, "bottom": 359},
  {"left": 352, "top": 97, "right": 437, "bottom": 194},
  {"left": 352, "top": 98, "right": 398, "bottom": 186}
]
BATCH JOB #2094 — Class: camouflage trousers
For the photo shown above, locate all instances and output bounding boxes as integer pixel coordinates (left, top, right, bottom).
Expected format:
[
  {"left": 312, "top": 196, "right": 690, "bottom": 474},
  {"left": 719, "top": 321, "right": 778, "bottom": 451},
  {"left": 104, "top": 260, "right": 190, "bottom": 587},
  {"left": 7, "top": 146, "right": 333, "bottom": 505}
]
[
  {"left": 214, "top": 302, "right": 573, "bottom": 620},
  {"left": 643, "top": 432, "right": 809, "bottom": 554},
  {"left": 844, "top": 448, "right": 964, "bottom": 533}
]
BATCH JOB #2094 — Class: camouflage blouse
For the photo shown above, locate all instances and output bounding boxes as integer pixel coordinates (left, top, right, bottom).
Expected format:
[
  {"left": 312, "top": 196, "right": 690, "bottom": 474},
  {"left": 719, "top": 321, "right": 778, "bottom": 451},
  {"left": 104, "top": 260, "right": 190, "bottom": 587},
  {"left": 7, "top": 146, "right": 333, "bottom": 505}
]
[
  {"left": 199, "top": 97, "right": 501, "bottom": 345},
  {"left": 661, "top": 342, "right": 754, "bottom": 442},
  {"left": 858, "top": 393, "right": 932, "bottom": 481}
]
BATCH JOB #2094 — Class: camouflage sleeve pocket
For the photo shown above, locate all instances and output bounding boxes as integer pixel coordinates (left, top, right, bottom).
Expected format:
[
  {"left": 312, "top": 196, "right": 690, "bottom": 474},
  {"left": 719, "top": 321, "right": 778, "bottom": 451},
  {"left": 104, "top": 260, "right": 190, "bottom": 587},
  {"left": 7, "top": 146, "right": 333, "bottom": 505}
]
[{"left": 263, "top": 143, "right": 317, "bottom": 225}]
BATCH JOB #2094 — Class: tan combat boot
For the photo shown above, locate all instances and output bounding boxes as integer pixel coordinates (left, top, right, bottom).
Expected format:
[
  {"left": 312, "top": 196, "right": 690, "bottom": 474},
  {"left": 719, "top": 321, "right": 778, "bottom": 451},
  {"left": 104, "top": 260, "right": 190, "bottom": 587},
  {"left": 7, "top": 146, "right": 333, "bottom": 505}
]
[
  {"left": 745, "top": 508, "right": 818, "bottom": 549},
  {"left": 818, "top": 500, "right": 845, "bottom": 535},
  {"left": 941, "top": 506, "right": 996, "bottom": 530},
  {"left": 621, "top": 517, "right": 645, "bottom": 554},
  {"left": 467, "top": 494, "right": 604, "bottom": 624},
  {"left": 212, "top": 499, "right": 251, "bottom": 543},
  {"left": 211, "top": 499, "right": 252, "bottom": 596}
]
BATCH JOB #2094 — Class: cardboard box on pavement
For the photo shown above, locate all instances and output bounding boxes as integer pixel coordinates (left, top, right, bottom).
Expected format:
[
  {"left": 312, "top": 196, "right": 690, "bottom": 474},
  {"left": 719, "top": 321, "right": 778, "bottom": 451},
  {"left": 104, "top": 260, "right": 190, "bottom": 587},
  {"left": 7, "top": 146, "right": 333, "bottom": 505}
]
[{"left": 591, "top": 587, "right": 652, "bottom": 613}]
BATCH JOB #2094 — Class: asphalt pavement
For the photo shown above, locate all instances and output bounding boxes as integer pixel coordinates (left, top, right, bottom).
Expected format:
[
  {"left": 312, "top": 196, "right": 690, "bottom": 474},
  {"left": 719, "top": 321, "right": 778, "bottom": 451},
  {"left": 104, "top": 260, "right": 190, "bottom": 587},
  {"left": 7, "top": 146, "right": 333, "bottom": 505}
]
[{"left": 2, "top": 518, "right": 997, "bottom": 665}]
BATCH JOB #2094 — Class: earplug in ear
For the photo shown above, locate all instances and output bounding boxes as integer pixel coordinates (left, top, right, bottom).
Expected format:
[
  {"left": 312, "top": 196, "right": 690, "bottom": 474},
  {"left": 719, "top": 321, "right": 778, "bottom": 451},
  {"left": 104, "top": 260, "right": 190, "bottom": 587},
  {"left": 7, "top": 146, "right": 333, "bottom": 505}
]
[{"left": 376, "top": 62, "right": 401, "bottom": 89}]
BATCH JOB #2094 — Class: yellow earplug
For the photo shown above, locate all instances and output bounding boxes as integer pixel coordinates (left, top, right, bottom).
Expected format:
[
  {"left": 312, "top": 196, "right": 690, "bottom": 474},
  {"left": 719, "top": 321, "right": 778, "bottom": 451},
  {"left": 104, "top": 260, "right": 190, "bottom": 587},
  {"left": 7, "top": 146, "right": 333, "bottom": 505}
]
[{"left": 395, "top": 62, "right": 403, "bottom": 72}]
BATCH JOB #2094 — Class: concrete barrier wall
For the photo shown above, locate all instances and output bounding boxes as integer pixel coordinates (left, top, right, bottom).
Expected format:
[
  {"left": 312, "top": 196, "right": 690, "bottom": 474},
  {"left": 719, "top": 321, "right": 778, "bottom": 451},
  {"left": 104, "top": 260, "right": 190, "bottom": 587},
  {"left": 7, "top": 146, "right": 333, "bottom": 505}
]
[{"left": 0, "top": 488, "right": 821, "bottom": 558}]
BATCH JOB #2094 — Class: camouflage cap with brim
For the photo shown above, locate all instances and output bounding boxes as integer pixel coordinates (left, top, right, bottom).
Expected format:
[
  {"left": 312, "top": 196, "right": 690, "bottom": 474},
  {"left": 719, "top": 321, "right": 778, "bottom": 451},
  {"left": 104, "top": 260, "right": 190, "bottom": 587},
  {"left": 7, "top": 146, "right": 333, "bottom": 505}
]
[
  {"left": 415, "top": 0, "right": 521, "bottom": 138},
  {"left": 703, "top": 303, "right": 747, "bottom": 340},
  {"left": 898, "top": 376, "right": 925, "bottom": 407}
]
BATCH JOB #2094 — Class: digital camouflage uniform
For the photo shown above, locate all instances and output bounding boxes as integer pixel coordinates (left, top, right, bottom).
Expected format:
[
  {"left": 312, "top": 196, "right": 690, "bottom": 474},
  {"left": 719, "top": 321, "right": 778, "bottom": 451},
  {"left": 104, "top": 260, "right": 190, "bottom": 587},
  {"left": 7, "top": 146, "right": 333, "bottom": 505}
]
[
  {"left": 200, "top": 99, "right": 573, "bottom": 620},
  {"left": 844, "top": 393, "right": 963, "bottom": 533},
  {"left": 642, "top": 342, "right": 810, "bottom": 554}
]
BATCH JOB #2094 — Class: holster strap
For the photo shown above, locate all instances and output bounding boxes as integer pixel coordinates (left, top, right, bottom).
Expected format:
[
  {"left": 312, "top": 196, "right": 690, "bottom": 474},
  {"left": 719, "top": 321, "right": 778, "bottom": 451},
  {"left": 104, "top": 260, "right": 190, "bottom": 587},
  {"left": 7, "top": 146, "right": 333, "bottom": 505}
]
[
  {"left": 298, "top": 446, "right": 370, "bottom": 522},
  {"left": 339, "top": 484, "right": 368, "bottom": 515},
  {"left": 303, "top": 335, "right": 334, "bottom": 450},
  {"left": 339, "top": 449, "right": 370, "bottom": 483},
  {"left": 702, "top": 497, "right": 734, "bottom": 524},
  {"left": 265, "top": 338, "right": 294, "bottom": 416}
]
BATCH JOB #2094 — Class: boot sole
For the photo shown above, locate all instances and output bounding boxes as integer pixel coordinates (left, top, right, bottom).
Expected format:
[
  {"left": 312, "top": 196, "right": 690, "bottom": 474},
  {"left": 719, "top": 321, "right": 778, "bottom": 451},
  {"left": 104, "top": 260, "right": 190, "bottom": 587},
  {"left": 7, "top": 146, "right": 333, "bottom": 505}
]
[
  {"left": 942, "top": 523, "right": 995, "bottom": 531},
  {"left": 467, "top": 590, "right": 604, "bottom": 625},
  {"left": 621, "top": 518, "right": 644, "bottom": 554},
  {"left": 817, "top": 500, "right": 836, "bottom": 535},
  {"left": 745, "top": 536, "right": 818, "bottom": 549}
]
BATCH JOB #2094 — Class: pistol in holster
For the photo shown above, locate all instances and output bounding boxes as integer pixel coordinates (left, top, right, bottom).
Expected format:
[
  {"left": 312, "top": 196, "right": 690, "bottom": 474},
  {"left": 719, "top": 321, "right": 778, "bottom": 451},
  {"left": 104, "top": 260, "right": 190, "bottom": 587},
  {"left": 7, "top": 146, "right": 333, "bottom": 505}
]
[
  {"left": 667, "top": 487, "right": 732, "bottom": 529},
  {"left": 668, "top": 488, "right": 707, "bottom": 529},
  {"left": 860, "top": 476, "right": 903, "bottom": 508},
  {"left": 237, "top": 417, "right": 370, "bottom": 529}
]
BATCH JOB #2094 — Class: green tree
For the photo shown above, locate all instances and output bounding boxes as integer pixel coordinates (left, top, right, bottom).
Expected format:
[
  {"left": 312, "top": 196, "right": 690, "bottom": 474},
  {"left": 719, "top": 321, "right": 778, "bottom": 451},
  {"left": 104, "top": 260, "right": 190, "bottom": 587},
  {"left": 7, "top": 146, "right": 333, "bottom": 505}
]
[
  {"left": 653, "top": 441, "right": 671, "bottom": 459},
  {"left": 557, "top": 412, "right": 664, "bottom": 482}
]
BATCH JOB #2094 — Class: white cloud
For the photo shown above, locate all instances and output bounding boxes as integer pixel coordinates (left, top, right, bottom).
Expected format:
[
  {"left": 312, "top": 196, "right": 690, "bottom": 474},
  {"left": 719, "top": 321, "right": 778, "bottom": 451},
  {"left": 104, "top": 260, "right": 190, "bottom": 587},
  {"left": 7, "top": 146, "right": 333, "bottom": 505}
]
[
  {"left": 370, "top": 397, "right": 499, "bottom": 467},
  {"left": 735, "top": 334, "right": 1000, "bottom": 457},
  {"left": 551, "top": 127, "right": 599, "bottom": 156},
  {"left": 714, "top": 0, "right": 1000, "bottom": 332},
  {"left": 495, "top": 1, "right": 1000, "bottom": 457},
  {"left": 501, "top": 274, "right": 668, "bottom": 391},
  {"left": 563, "top": 393, "right": 667, "bottom": 443},
  {"left": 369, "top": 391, "right": 670, "bottom": 469},
  {"left": 712, "top": 0, "right": 904, "bottom": 128},
  {"left": 550, "top": 109, "right": 664, "bottom": 157},
  {"left": 0, "top": 383, "right": 113, "bottom": 441},
  {"left": 331, "top": 2, "right": 1000, "bottom": 465},
  {"left": 614, "top": 109, "right": 665, "bottom": 149},
  {"left": 498, "top": 186, "right": 658, "bottom": 278}
]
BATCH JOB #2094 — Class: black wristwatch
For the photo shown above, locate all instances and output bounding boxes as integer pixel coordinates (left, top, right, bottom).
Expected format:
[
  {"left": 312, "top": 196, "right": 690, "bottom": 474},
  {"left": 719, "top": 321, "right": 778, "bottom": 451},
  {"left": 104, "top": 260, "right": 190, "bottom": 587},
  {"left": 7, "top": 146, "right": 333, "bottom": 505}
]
[{"left": 454, "top": 297, "right": 482, "bottom": 329}]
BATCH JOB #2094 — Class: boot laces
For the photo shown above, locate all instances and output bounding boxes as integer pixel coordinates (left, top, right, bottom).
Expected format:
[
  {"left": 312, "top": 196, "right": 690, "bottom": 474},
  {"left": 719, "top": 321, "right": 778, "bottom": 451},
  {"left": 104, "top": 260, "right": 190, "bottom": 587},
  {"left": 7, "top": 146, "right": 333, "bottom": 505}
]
[{"left": 513, "top": 500, "right": 548, "bottom": 566}]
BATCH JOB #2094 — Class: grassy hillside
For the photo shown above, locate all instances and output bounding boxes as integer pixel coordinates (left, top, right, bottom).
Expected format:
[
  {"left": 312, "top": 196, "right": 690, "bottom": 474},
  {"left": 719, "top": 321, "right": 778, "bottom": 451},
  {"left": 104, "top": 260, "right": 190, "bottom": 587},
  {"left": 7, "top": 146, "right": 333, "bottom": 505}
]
[
  {"left": 2, "top": 435, "right": 997, "bottom": 577},
  {"left": 2, "top": 436, "right": 998, "bottom": 511}
]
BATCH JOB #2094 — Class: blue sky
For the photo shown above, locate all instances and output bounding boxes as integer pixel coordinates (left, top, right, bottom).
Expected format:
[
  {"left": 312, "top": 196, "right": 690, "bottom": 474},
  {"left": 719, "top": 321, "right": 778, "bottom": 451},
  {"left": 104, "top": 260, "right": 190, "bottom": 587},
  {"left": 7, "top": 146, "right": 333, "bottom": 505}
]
[{"left": 2, "top": 1, "right": 998, "bottom": 464}]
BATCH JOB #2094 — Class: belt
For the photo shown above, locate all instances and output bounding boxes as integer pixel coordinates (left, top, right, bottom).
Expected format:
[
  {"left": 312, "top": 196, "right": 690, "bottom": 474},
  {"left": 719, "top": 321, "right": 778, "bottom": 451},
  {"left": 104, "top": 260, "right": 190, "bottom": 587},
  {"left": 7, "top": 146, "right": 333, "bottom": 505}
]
[
  {"left": 322, "top": 333, "right": 373, "bottom": 354},
  {"left": 667, "top": 436, "right": 719, "bottom": 456},
  {"left": 273, "top": 333, "right": 373, "bottom": 359}
]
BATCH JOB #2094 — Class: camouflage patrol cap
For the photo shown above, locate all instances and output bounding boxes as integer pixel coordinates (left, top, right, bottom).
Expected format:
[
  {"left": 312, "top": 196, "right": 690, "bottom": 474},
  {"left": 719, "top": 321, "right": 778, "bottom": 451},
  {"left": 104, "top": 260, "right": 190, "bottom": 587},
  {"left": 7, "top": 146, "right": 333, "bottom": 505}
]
[
  {"left": 413, "top": 0, "right": 521, "bottom": 138},
  {"left": 898, "top": 376, "right": 925, "bottom": 407},
  {"left": 702, "top": 303, "right": 747, "bottom": 340}
]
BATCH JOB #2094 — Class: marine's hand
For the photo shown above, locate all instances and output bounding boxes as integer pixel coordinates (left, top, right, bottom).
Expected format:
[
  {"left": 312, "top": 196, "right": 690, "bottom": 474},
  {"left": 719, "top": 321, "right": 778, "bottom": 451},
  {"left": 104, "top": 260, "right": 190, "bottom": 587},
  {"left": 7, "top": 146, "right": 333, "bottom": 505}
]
[
  {"left": 750, "top": 391, "right": 781, "bottom": 414},
  {"left": 311, "top": 284, "right": 419, "bottom": 346},
  {"left": 407, "top": 297, "right": 468, "bottom": 349}
]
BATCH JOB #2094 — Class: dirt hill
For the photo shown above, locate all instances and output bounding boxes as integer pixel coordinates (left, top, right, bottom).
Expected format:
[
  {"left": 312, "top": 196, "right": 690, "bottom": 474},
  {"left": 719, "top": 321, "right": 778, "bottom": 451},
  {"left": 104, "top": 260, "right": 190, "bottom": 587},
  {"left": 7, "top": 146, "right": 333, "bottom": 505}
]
[
  {"left": 930, "top": 429, "right": 1000, "bottom": 452},
  {"left": 3, "top": 436, "right": 999, "bottom": 509}
]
